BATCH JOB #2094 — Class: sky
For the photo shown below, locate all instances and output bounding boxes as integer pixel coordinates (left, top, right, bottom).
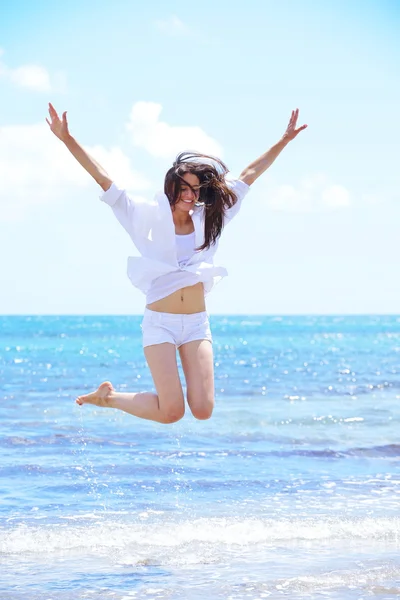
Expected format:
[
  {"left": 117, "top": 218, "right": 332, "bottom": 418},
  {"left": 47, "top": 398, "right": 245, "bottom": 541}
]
[{"left": 0, "top": 0, "right": 399, "bottom": 315}]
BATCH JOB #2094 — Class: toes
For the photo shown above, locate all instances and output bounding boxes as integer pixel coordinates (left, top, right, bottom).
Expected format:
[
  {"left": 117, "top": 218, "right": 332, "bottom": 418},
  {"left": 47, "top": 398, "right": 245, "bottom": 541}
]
[
  {"left": 100, "top": 381, "right": 113, "bottom": 392},
  {"left": 74, "top": 383, "right": 112, "bottom": 408}
]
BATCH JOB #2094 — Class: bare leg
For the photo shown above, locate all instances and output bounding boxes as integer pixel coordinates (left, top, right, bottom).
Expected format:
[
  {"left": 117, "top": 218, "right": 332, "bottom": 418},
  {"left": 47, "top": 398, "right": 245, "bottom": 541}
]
[
  {"left": 76, "top": 381, "right": 166, "bottom": 422},
  {"left": 179, "top": 339, "right": 214, "bottom": 420},
  {"left": 76, "top": 343, "right": 185, "bottom": 424}
]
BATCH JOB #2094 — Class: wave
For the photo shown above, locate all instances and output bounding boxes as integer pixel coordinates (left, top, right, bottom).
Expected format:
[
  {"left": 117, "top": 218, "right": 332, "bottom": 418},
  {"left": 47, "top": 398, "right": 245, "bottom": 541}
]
[
  {"left": 224, "top": 564, "right": 400, "bottom": 596},
  {"left": 2, "top": 429, "right": 400, "bottom": 458},
  {"left": 1, "top": 515, "right": 399, "bottom": 558}
]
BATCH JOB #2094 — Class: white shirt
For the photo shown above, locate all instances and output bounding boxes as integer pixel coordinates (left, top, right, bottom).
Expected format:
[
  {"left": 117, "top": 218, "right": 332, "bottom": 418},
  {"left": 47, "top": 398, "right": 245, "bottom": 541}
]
[
  {"left": 100, "top": 178, "right": 250, "bottom": 302},
  {"left": 145, "top": 233, "right": 198, "bottom": 303}
]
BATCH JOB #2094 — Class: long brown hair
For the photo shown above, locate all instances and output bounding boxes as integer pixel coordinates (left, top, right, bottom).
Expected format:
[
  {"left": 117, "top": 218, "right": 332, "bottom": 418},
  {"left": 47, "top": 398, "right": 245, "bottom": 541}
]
[{"left": 164, "top": 152, "right": 238, "bottom": 251}]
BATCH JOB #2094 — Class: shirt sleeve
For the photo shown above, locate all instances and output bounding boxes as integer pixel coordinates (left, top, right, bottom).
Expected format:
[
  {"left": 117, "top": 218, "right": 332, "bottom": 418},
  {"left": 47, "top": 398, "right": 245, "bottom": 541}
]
[
  {"left": 223, "top": 178, "right": 250, "bottom": 225},
  {"left": 100, "top": 182, "right": 138, "bottom": 239}
]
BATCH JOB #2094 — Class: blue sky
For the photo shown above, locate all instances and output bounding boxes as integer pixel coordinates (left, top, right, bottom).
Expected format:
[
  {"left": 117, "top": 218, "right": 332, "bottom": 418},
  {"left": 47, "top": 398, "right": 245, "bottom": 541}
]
[{"left": 0, "top": 0, "right": 399, "bottom": 314}]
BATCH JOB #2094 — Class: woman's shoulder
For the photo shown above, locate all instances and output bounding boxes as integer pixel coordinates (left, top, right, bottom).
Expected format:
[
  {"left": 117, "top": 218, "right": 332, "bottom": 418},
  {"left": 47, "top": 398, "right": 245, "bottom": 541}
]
[{"left": 225, "top": 177, "right": 251, "bottom": 198}]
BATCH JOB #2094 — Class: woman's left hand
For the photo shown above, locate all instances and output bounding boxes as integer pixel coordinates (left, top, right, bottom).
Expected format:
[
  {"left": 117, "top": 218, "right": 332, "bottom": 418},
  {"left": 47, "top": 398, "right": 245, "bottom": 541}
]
[{"left": 283, "top": 108, "right": 307, "bottom": 142}]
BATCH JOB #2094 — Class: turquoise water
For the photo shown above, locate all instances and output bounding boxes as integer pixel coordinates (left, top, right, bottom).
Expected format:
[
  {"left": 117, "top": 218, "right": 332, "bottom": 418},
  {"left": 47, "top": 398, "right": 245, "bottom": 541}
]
[{"left": 1, "top": 315, "right": 399, "bottom": 599}]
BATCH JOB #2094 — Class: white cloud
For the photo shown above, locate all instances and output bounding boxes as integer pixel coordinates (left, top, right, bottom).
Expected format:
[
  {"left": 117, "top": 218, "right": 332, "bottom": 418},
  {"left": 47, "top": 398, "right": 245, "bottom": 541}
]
[
  {"left": 88, "top": 145, "right": 150, "bottom": 191},
  {"left": 9, "top": 65, "right": 52, "bottom": 92},
  {"left": 154, "top": 15, "right": 190, "bottom": 36},
  {"left": 0, "top": 122, "right": 150, "bottom": 222},
  {"left": 322, "top": 185, "right": 350, "bottom": 208},
  {"left": 126, "top": 101, "right": 222, "bottom": 159},
  {"left": 265, "top": 174, "right": 351, "bottom": 212},
  {"left": 0, "top": 48, "right": 65, "bottom": 92}
]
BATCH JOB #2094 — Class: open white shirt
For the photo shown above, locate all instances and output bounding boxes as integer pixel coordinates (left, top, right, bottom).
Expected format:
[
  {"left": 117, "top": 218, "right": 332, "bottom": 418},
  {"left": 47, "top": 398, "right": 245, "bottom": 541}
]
[{"left": 100, "top": 178, "right": 250, "bottom": 303}]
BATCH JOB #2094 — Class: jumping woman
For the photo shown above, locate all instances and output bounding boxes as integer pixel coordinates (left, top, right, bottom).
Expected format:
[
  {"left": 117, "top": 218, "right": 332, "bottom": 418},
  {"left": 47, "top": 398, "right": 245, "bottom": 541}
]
[{"left": 46, "top": 103, "right": 307, "bottom": 424}]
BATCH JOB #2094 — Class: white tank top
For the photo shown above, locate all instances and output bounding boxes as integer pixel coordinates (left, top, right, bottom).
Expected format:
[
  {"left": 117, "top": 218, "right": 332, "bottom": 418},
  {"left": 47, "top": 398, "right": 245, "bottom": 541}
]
[
  {"left": 176, "top": 232, "right": 196, "bottom": 267},
  {"left": 146, "top": 232, "right": 197, "bottom": 304}
]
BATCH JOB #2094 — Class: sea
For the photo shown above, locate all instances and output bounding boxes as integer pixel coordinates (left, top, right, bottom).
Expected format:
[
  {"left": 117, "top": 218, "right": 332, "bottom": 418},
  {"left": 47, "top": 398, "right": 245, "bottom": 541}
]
[{"left": 0, "top": 315, "right": 399, "bottom": 599}]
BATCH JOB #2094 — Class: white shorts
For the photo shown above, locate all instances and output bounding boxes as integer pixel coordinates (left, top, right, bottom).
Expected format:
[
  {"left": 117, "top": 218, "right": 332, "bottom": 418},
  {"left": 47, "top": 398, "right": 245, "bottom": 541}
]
[{"left": 141, "top": 308, "right": 212, "bottom": 348}]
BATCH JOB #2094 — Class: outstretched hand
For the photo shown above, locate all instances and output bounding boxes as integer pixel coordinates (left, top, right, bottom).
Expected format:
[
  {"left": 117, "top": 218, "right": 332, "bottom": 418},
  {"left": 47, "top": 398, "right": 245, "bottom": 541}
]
[
  {"left": 46, "top": 102, "right": 70, "bottom": 141},
  {"left": 283, "top": 108, "right": 307, "bottom": 142}
]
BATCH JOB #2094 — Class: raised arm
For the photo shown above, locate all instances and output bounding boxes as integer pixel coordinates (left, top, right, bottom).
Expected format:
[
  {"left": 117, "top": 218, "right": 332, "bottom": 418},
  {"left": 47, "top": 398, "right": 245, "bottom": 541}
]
[
  {"left": 46, "top": 103, "right": 112, "bottom": 191},
  {"left": 239, "top": 108, "right": 307, "bottom": 186}
]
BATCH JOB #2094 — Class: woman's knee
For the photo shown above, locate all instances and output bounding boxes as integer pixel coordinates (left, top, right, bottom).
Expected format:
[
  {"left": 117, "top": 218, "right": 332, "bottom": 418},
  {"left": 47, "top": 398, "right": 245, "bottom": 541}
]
[
  {"left": 190, "top": 401, "right": 214, "bottom": 421},
  {"left": 159, "top": 398, "right": 185, "bottom": 424},
  {"left": 161, "top": 409, "right": 185, "bottom": 424}
]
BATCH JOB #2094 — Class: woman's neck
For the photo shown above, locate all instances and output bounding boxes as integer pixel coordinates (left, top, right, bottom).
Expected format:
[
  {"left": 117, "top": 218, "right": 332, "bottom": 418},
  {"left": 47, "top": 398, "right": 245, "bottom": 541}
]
[{"left": 172, "top": 208, "right": 192, "bottom": 228}]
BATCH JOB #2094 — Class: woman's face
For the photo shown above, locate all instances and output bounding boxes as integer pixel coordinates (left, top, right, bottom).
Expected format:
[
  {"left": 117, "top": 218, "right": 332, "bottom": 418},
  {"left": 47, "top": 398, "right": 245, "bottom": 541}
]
[{"left": 176, "top": 173, "right": 201, "bottom": 211}]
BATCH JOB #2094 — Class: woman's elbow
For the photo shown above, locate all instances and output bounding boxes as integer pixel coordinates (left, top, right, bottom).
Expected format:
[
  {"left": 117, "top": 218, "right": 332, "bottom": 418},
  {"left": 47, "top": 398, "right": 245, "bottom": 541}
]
[
  {"left": 239, "top": 169, "right": 256, "bottom": 186},
  {"left": 98, "top": 176, "right": 113, "bottom": 192}
]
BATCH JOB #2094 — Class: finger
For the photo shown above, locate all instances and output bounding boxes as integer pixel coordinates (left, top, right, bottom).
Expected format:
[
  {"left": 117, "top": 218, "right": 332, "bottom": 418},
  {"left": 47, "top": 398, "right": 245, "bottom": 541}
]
[
  {"left": 49, "top": 103, "right": 59, "bottom": 119},
  {"left": 294, "top": 124, "right": 308, "bottom": 135},
  {"left": 45, "top": 117, "right": 51, "bottom": 127}
]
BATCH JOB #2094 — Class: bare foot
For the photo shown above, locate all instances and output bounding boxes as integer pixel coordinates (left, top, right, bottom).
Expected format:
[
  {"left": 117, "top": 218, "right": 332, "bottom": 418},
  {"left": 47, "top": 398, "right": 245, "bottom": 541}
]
[{"left": 76, "top": 381, "right": 114, "bottom": 407}]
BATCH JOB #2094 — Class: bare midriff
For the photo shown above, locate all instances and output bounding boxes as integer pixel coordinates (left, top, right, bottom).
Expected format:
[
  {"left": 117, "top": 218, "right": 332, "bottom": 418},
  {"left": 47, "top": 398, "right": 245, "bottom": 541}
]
[{"left": 146, "top": 282, "right": 206, "bottom": 314}]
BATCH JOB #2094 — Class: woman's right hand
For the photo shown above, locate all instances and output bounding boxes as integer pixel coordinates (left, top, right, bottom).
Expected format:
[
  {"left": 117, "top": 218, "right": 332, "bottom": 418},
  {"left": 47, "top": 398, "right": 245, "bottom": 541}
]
[{"left": 46, "top": 102, "right": 70, "bottom": 142}]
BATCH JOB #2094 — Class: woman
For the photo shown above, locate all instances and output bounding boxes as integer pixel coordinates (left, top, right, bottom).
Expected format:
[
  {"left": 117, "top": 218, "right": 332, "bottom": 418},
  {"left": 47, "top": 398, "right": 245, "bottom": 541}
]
[{"left": 46, "top": 103, "right": 307, "bottom": 424}]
